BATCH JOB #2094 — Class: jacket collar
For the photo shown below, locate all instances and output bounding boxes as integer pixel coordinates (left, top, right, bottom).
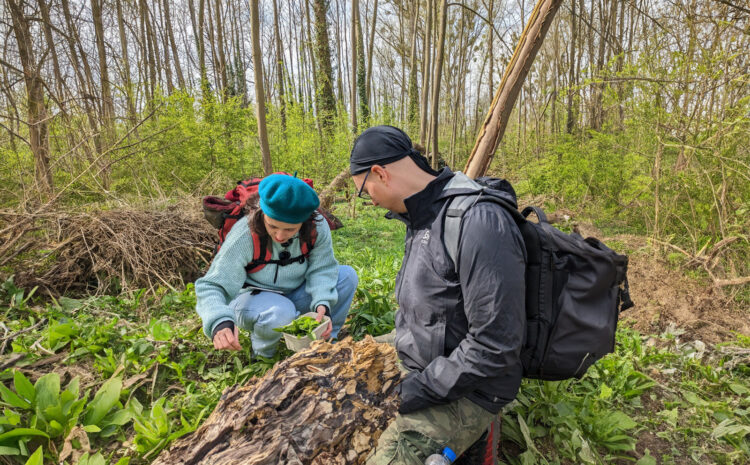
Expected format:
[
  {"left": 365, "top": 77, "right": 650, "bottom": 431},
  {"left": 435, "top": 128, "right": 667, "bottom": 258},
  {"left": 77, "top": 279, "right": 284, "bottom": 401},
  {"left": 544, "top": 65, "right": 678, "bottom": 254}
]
[{"left": 389, "top": 168, "right": 454, "bottom": 228}]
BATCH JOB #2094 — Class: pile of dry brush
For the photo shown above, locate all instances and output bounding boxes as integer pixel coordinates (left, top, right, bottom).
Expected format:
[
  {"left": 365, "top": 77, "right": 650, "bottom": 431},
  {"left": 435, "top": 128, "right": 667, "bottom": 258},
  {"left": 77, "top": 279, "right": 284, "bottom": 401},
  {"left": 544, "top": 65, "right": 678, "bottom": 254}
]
[{"left": 0, "top": 198, "right": 216, "bottom": 297}]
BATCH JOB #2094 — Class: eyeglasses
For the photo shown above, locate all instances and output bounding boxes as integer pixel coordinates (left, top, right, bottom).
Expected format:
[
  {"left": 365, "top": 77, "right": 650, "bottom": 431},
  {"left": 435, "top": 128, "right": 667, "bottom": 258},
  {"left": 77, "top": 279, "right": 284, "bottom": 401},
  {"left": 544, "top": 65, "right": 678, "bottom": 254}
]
[{"left": 356, "top": 169, "right": 371, "bottom": 200}]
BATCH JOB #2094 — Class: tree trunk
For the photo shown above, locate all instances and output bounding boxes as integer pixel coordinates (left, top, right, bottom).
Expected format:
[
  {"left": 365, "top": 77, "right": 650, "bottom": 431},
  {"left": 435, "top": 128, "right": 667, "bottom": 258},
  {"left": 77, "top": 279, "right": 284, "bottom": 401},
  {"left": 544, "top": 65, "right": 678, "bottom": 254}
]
[
  {"left": 163, "top": 0, "right": 186, "bottom": 89},
  {"left": 153, "top": 338, "right": 401, "bottom": 465},
  {"left": 273, "top": 0, "right": 287, "bottom": 133},
  {"left": 37, "top": 0, "right": 67, "bottom": 115},
  {"left": 313, "top": 0, "right": 338, "bottom": 134},
  {"left": 351, "top": 0, "right": 359, "bottom": 133},
  {"left": 488, "top": 0, "right": 495, "bottom": 99},
  {"left": 140, "top": 0, "right": 159, "bottom": 102},
  {"left": 428, "top": 0, "right": 448, "bottom": 168},
  {"left": 7, "top": 0, "right": 53, "bottom": 195},
  {"left": 464, "top": 0, "right": 564, "bottom": 178},
  {"left": 419, "top": 0, "right": 434, "bottom": 146},
  {"left": 115, "top": 0, "right": 138, "bottom": 125},
  {"left": 250, "top": 0, "right": 274, "bottom": 175},
  {"left": 305, "top": 0, "right": 319, "bottom": 117},
  {"left": 214, "top": 0, "right": 229, "bottom": 99},
  {"left": 566, "top": 0, "right": 577, "bottom": 133},
  {"left": 365, "top": 0, "right": 379, "bottom": 105},
  {"left": 356, "top": 10, "right": 369, "bottom": 127},
  {"left": 60, "top": 0, "right": 103, "bottom": 159},
  {"left": 156, "top": 1, "right": 175, "bottom": 93},
  {"left": 406, "top": 0, "right": 420, "bottom": 135},
  {"left": 198, "top": 0, "right": 211, "bottom": 100},
  {"left": 333, "top": 0, "right": 345, "bottom": 103},
  {"left": 90, "top": 0, "right": 115, "bottom": 137}
]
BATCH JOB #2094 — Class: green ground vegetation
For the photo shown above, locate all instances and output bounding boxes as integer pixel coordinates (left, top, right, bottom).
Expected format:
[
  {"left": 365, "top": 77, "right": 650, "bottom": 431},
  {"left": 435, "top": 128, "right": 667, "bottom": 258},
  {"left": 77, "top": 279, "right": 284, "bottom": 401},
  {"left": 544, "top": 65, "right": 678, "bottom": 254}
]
[{"left": 0, "top": 204, "right": 748, "bottom": 464}]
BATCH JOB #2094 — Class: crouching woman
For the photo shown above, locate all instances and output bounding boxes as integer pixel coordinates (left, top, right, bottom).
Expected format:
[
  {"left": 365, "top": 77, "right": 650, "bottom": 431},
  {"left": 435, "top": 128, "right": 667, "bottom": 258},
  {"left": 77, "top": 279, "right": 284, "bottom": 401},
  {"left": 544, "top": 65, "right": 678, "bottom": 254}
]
[{"left": 195, "top": 174, "right": 358, "bottom": 357}]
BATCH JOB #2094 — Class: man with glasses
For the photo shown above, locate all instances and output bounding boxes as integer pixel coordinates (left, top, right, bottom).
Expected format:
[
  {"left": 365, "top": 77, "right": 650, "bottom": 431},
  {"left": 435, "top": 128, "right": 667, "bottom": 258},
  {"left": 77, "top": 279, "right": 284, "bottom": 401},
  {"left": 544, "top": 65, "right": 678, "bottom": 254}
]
[{"left": 351, "top": 125, "right": 526, "bottom": 464}]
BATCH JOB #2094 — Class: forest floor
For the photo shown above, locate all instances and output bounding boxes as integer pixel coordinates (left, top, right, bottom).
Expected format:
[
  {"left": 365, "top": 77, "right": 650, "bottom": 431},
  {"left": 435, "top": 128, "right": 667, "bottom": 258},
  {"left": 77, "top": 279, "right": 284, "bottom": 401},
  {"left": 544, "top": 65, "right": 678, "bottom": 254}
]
[
  {"left": 0, "top": 201, "right": 748, "bottom": 465},
  {"left": 603, "top": 232, "right": 749, "bottom": 344}
]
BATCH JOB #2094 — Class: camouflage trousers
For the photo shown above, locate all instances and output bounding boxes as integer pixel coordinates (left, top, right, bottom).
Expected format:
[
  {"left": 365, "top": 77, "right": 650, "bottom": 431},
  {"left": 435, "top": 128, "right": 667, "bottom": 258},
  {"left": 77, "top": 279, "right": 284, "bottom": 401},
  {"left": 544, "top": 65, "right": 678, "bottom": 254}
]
[{"left": 365, "top": 395, "right": 496, "bottom": 465}]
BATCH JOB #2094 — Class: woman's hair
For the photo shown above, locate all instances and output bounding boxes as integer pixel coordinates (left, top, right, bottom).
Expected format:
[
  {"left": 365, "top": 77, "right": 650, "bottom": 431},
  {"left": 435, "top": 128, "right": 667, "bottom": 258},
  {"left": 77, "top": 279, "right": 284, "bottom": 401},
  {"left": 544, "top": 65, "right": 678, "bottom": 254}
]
[{"left": 248, "top": 200, "right": 319, "bottom": 247}]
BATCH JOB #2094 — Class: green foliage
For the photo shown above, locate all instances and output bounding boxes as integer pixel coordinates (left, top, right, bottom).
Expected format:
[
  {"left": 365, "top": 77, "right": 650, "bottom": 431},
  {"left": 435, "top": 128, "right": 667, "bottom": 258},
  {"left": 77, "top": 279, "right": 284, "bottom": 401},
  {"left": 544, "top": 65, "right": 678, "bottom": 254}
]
[
  {"left": 501, "top": 329, "right": 750, "bottom": 464},
  {"left": 0, "top": 276, "right": 37, "bottom": 313},
  {"left": 0, "top": 369, "right": 130, "bottom": 462},
  {"left": 347, "top": 289, "right": 395, "bottom": 340},
  {"left": 274, "top": 316, "right": 322, "bottom": 339},
  {"left": 129, "top": 397, "right": 202, "bottom": 461},
  {"left": 1, "top": 204, "right": 748, "bottom": 464}
]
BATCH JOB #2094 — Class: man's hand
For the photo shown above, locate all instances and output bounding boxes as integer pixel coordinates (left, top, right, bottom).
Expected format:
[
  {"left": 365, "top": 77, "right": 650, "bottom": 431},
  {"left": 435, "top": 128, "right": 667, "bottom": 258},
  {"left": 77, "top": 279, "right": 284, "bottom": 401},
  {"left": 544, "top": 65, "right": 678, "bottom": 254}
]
[
  {"left": 213, "top": 325, "right": 242, "bottom": 351},
  {"left": 315, "top": 305, "right": 333, "bottom": 339}
]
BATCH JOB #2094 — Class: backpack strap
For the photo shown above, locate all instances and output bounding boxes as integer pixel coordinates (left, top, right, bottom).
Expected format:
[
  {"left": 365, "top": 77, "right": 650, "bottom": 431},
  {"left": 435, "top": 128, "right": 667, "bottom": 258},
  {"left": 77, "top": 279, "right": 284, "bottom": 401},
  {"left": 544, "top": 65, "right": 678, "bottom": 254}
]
[
  {"left": 246, "top": 230, "right": 272, "bottom": 273},
  {"left": 301, "top": 225, "right": 318, "bottom": 255},
  {"left": 443, "top": 173, "right": 526, "bottom": 271},
  {"left": 444, "top": 194, "right": 485, "bottom": 269},
  {"left": 244, "top": 225, "right": 318, "bottom": 275}
]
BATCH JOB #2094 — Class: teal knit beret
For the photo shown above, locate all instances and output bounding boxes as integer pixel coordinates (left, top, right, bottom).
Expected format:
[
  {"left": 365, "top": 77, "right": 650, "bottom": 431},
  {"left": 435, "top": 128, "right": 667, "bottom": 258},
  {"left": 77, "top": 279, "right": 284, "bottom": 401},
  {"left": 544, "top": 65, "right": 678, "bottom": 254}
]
[{"left": 259, "top": 174, "right": 320, "bottom": 224}]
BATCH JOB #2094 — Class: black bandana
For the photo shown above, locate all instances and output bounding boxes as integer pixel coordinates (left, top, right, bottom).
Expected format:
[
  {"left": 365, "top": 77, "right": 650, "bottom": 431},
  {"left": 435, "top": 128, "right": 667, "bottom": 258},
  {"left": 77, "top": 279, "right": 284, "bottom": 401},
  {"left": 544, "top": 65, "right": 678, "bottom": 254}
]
[{"left": 349, "top": 125, "right": 438, "bottom": 175}]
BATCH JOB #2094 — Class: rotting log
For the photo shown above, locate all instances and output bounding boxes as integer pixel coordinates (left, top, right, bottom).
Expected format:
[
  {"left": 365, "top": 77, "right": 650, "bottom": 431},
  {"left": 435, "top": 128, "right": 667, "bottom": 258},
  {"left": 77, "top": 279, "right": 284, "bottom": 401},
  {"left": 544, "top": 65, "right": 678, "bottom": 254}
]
[
  {"left": 153, "top": 337, "right": 402, "bottom": 465},
  {"left": 319, "top": 169, "right": 351, "bottom": 211},
  {"left": 463, "top": 0, "right": 563, "bottom": 178}
]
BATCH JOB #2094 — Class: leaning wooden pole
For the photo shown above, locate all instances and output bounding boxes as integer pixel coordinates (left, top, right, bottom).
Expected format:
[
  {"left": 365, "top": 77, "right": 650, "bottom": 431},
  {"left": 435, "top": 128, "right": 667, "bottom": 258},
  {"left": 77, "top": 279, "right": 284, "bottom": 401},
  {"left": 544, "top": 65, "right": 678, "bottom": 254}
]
[{"left": 464, "top": 0, "right": 563, "bottom": 178}]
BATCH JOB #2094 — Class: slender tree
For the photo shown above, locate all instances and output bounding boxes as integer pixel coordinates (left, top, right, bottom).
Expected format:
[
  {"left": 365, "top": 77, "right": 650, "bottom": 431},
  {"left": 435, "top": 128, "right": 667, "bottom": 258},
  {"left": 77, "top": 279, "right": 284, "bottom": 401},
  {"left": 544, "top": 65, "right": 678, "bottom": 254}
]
[
  {"left": 566, "top": 0, "right": 577, "bottom": 133},
  {"left": 406, "top": 0, "right": 420, "bottom": 136},
  {"left": 356, "top": 6, "right": 369, "bottom": 126},
  {"left": 249, "top": 0, "right": 273, "bottom": 175},
  {"left": 91, "top": 0, "right": 115, "bottom": 140},
  {"left": 114, "top": 0, "right": 137, "bottom": 124},
  {"left": 312, "top": 0, "right": 337, "bottom": 134},
  {"left": 351, "top": 0, "right": 359, "bottom": 133},
  {"left": 214, "top": 0, "right": 229, "bottom": 99},
  {"left": 7, "top": 0, "right": 53, "bottom": 195},
  {"left": 365, "top": 0, "right": 379, "bottom": 104},
  {"left": 163, "top": 0, "right": 186, "bottom": 89},
  {"left": 37, "top": 0, "right": 66, "bottom": 114},
  {"left": 197, "top": 0, "right": 211, "bottom": 100},
  {"left": 419, "top": 0, "right": 434, "bottom": 146},
  {"left": 273, "top": 0, "right": 287, "bottom": 133},
  {"left": 428, "top": 0, "right": 448, "bottom": 167}
]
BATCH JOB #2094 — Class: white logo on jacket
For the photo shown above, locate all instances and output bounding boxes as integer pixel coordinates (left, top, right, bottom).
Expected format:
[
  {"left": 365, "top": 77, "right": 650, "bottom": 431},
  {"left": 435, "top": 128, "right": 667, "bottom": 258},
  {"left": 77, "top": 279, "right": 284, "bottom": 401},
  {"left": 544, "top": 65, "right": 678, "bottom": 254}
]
[{"left": 421, "top": 230, "right": 431, "bottom": 245}]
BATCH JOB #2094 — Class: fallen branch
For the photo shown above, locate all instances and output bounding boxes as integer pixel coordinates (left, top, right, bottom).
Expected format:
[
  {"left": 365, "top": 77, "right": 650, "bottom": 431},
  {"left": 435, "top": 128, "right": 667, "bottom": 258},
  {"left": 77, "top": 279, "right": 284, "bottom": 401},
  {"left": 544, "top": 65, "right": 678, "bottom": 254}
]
[
  {"left": 713, "top": 276, "right": 750, "bottom": 287},
  {"left": 320, "top": 169, "right": 352, "bottom": 211}
]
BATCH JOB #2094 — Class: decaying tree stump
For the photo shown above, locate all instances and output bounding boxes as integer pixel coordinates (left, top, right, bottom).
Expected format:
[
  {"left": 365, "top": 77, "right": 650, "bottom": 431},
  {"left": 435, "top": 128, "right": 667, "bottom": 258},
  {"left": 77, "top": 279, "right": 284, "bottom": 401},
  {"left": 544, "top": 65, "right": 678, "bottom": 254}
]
[{"left": 154, "top": 337, "right": 402, "bottom": 465}]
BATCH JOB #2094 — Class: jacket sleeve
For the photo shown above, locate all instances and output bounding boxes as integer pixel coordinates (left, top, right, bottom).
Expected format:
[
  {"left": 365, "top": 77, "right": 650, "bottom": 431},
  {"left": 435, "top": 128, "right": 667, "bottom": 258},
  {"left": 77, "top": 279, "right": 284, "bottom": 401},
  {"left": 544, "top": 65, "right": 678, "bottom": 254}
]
[
  {"left": 398, "top": 203, "right": 526, "bottom": 414},
  {"left": 304, "top": 217, "right": 339, "bottom": 312},
  {"left": 195, "top": 220, "right": 255, "bottom": 339}
]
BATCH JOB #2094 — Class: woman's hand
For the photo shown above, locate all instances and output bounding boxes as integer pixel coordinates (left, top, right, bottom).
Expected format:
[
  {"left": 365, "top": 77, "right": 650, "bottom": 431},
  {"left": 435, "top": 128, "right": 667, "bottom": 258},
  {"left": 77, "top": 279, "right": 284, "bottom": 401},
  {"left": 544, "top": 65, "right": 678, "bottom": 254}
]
[
  {"left": 315, "top": 305, "right": 333, "bottom": 339},
  {"left": 213, "top": 325, "right": 242, "bottom": 351}
]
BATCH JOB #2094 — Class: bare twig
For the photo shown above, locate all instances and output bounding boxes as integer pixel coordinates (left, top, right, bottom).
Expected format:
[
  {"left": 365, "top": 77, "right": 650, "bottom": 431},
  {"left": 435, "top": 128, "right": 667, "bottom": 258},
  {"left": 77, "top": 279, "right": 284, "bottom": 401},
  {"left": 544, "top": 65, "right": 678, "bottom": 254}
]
[
  {"left": 714, "top": 276, "right": 750, "bottom": 287},
  {"left": 0, "top": 318, "right": 48, "bottom": 354}
]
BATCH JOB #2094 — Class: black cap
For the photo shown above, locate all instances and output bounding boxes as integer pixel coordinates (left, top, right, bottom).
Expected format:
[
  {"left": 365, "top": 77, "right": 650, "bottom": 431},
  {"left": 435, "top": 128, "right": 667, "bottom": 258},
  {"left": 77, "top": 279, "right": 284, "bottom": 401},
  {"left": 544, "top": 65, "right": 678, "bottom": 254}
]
[{"left": 349, "top": 125, "right": 438, "bottom": 175}]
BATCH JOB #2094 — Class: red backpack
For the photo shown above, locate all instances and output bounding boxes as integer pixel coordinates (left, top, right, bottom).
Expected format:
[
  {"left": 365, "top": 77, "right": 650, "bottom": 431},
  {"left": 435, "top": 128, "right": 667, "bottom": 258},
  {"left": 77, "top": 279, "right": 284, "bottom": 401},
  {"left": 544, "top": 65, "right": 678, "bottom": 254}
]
[{"left": 201, "top": 173, "right": 341, "bottom": 274}]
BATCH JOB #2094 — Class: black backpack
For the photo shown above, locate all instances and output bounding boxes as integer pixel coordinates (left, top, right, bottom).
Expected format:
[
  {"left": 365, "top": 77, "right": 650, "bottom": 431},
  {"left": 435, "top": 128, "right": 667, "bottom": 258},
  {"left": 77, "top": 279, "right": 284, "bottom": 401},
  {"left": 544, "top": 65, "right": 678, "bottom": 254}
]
[{"left": 442, "top": 172, "right": 633, "bottom": 381}]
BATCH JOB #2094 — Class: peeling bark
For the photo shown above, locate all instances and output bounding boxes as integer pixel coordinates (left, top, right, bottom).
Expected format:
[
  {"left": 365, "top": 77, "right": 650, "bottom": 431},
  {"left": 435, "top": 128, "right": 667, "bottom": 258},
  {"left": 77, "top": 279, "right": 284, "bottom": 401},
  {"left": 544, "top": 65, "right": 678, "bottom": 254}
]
[{"left": 154, "top": 337, "right": 402, "bottom": 465}]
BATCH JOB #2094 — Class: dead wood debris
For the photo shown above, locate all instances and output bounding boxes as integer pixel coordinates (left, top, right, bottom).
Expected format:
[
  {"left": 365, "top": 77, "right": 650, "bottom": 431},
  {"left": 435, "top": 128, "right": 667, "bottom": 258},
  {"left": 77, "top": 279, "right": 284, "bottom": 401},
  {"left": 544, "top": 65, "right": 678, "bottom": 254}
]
[
  {"left": 154, "top": 337, "right": 402, "bottom": 465},
  {"left": 0, "top": 204, "right": 215, "bottom": 297}
]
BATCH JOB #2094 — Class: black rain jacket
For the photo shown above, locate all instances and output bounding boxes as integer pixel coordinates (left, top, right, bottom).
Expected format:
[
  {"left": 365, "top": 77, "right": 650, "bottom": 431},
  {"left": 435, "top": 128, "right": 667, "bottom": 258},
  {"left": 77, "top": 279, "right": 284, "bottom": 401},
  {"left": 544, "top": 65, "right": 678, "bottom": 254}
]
[{"left": 391, "top": 168, "right": 526, "bottom": 414}]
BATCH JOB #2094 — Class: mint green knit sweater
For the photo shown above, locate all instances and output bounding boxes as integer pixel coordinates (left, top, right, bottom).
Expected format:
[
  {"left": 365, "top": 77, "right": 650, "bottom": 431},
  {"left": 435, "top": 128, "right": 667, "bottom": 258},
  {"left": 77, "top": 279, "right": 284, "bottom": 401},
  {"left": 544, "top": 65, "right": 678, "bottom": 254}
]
[{"left": 195, "top": 215, "right": 339, "bottom": 338}]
